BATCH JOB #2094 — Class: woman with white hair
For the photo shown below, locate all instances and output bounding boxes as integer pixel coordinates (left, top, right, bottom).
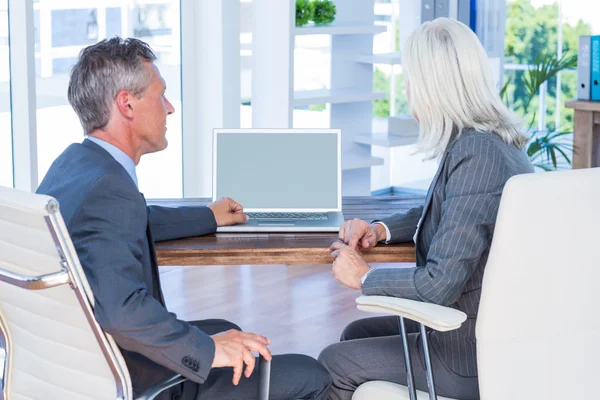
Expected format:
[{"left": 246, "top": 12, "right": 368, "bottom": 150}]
[{"left": 318, "top": 18, "right": 534, "bottom": 399}]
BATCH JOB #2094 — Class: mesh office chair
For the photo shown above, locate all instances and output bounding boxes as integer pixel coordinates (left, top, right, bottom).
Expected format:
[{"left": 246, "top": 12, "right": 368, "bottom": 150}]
[
  {"left": 0, "top": 185, "right": 186, "bottom": 399},
  {"left": 352, "top": 168, "right": 600, "bottom": 400}
]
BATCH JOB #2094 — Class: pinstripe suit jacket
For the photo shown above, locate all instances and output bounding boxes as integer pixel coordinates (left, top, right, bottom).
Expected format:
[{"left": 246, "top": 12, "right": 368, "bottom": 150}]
[{"left": 363, "top": 129, "right": 534, "bottom": 377}]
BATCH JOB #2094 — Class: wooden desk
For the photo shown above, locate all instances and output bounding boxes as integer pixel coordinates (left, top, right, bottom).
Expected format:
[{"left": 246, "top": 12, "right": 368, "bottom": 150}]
[
  {"left": 565, "top": 100, "right": 600, "bottom": 168},
  {"left": 152, "top": 196, "right": 422, "bottom": 265}
]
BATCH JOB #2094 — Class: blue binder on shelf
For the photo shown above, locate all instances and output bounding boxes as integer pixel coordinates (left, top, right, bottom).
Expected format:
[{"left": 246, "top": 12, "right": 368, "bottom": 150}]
[
  {"left": 591, "top": 36, "right": 600, "bottom": 101},
  {"left": 578, "top": 36, "right": 591, "bottom": 100}
]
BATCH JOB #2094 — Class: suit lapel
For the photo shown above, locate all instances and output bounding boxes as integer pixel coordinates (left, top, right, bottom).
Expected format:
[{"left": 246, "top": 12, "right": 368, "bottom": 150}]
[
  {"left": 413, "top": 151, "right": 449, "bottom": 248},
  {"left": 141, "top": 193, "right": 166, "bottom": 306},
  {"left": 413, "top": 131, "right": 465, "bottom": 259},
  {"left": 83, "top": 140, "right": 166, "bottom": 304}
]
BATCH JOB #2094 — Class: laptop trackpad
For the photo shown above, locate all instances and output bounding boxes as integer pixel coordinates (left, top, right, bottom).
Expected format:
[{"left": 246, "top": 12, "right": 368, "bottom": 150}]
[{"left": 258, "top": 223, "right": 295, "bottom": 226}]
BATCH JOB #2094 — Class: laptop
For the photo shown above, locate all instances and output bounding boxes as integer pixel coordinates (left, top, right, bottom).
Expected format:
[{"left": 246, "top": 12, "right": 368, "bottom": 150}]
[{"left": 213, "top": 128, "right": 344, "bottom": 232}]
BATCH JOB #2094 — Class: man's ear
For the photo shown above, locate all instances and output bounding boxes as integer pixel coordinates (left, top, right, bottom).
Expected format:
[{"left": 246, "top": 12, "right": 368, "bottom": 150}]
[{"left": 115, "top": 89, "right": 134, "bottom": 119}]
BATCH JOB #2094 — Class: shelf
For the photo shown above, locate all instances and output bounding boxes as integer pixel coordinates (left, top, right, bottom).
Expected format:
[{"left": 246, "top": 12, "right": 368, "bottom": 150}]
[
  {"left": 565, "top": 100, "right": 600, "bottom": 112},
  {"left": 342, "top": 151, "right": 384, "bottom": 171},
  {"left": 356, "top": 52, "right": 401, "bottom": 65},
  {"left": 354, "top": 132, "right": 418, "bottom": 148},
  {"left": 294, "top": 23, "right": 387, "bottom": 36},
  {"left": 293, "top": 88, "right": 386, "bottom": 106}
]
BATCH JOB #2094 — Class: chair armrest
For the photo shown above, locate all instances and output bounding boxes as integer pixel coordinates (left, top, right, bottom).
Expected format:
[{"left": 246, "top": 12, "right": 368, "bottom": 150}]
[
  {"left": 356, "top": 295, "right": 467, "bottom": 332},
  {"left": 135, "top": 374, "right": 187, "bottom": 400}
]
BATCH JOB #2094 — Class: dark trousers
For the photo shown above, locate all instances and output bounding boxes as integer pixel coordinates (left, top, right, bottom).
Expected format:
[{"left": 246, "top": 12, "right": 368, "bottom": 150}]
[
  {"left": 175, "top": 319, "right": 332, "bottom": 400},
  {"left": 318, "top": 316, "right": 479, "bottom": 400}
]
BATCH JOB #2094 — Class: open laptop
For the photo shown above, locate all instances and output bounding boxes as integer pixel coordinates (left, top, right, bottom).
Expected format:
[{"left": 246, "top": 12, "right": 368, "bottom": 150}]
[{"left": 213, "top": 128, "right": 344, "bottom": 232}]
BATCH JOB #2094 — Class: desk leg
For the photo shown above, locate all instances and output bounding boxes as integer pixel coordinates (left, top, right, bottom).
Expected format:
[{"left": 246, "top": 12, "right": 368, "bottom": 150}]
[{"left": 573, "top": 110, "right": 600, "bottom": 169}]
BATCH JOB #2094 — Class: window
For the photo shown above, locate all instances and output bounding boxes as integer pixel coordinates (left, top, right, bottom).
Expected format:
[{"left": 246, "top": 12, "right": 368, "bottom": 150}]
[
  {"left": 504, "top": 0, "right": 598, "bottom": 132},
  {"left": 373, "top": 0, "right": 408, "bottom": 119},
  {"left": 0, "top": 1, "right": 11, "bottom": 187},
  {"left": 34, "top": 1, "right": 182, "bottom": 198},
  {"left": 240, "top": 0, "right": 252, "bottom": 128},
  {"left": 502, "top": 0, "right": 598, "bottom": 169}
]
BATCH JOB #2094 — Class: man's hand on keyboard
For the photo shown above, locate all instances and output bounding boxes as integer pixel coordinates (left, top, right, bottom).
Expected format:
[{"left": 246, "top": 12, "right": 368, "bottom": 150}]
[{"left": 208, "top": 197, "right": 249, "bottom": 226}]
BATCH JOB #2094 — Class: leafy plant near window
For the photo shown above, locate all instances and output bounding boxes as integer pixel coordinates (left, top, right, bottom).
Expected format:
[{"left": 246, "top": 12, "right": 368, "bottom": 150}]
[
  {"left": 295, "top": 0, "right": 337, "bottom": 27},
  {"left": 501, "top": 52, "right": 578, "bottom": 170},
  {"left": 312, "top": 0, "right": 336, "bottom": 26},
  {"left": 295, "top": 0, "right": 313, "bottom": 27}
]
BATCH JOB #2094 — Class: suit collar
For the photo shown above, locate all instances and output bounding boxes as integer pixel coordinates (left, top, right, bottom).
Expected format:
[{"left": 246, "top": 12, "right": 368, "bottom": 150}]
[
  {"left": 82, "top": 137, "right": 113, "bottom": 156},
  {"left": 82, "top": 139, "right": 139, "bottom": 189},
  {"left": 85, "top": 136, "right": 138, "bottom": 188}
]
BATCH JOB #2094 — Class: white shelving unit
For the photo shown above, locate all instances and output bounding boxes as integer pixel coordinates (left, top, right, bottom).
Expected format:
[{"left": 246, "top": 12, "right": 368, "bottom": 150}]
[
  {"left": 343, "top": 151, "right": 384, "bottom": 170},
  {"left": 356, "top": 51, "right": 401, "bottom": 65},
  {"left": 354, "top": 132, "right": 418, "bottom": 148},
  {"left": 294, "top": 23, "right": 386, "bottom": 36},
  {"left": 293, "top": 88, "right": 386, "bottom": 107},
  {"left": 324, "top": 0, "right": 387, "bottom": 194},
  {"left": 251, "top": 0, "right": 389, "bottom": 195}
]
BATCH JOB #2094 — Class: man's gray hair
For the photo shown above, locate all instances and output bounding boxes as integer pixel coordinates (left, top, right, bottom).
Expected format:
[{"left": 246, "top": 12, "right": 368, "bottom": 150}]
[{"left": 68, "top": 37, "right": 157, "bottom": 135}]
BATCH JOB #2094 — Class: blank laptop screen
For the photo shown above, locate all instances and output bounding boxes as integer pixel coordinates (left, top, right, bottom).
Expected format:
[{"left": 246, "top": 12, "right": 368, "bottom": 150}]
[{"left": 215, "top": 132, "right": 339, "bottom": 210}]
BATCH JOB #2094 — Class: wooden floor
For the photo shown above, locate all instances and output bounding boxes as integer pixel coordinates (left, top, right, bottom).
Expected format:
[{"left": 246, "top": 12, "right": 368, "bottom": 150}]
[{"left": 160, "top": 263, "right": 412, "bottom": 359}]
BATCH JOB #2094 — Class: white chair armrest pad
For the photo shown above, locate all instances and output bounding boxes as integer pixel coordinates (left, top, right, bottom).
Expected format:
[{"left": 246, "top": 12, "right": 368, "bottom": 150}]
[
  {"left": 356, "top": 295, "right": 467, "bottom": 332},
  {"left": 353, "top": 381, "right": 456, "bottom": 400}
]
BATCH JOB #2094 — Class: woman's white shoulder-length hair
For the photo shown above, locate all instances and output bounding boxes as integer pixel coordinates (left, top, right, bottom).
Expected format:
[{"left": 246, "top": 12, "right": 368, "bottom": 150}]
[{"left": 403, "top": 18, "right": 528, "bottom": 159}]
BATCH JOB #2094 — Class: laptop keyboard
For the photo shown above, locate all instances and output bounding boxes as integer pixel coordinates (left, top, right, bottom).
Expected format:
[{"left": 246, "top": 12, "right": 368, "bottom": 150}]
[{"left": 247, "top": 212, "right": 328, "bottom": 221}]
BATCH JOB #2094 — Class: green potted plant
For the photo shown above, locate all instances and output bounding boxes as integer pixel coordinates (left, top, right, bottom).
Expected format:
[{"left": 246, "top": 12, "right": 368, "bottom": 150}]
[
  {"left": 311, "top": 0, "right": 336, "bottom": 26},
  {"left": 296, "top": 0, "right": 313, "bottom": 27},
  {"left": 501, "top": 52, "right": 577, "bottom": 170}
]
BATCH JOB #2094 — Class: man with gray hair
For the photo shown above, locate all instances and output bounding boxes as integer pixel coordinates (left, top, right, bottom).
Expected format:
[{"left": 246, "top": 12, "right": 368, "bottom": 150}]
[{"left": 37, "top": 37, "right": 331, "bottom": 400}]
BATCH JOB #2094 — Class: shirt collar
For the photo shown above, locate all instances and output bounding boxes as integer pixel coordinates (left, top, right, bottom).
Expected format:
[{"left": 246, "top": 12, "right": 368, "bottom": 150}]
[{"left": 86, "top": 136, "right": 138, "bottom": 188}]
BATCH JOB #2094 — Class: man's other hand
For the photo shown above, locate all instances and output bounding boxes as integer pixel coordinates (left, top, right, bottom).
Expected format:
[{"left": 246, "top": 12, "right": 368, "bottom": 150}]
[
  {"left": 208, "top": 197, "right": 249, "bottom": 226},
  {"left": 211, "top": 330, "right": 272, "bottom": 385}
]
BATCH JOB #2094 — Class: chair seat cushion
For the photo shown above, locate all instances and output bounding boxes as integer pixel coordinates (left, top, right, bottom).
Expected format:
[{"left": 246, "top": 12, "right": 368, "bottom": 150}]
[{"left": 352, "top": 381, "right": 456, "bottom": 400}]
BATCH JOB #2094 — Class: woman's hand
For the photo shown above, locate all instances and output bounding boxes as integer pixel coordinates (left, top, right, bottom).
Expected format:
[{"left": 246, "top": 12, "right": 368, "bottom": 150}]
[
  {"left": 338, "top": 218, "right": 386, "bottom": 253},
  {"left": 329, "top": 241, "right": 372, "bottom": 290}
]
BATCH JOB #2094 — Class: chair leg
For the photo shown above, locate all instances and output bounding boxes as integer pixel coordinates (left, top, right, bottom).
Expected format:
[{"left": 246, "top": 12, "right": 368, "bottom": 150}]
[
  {"left": 0, "top": 347, "right": 4, "bottom": 398},
  {"left": 398, "top": 316, "right": 417, "bottom": 400},
  {"left": 258, "top": 354, "right": 271, "bottom": 400},
  {"left": 135, "top": 374, "right": 187, "bottom": 400},
  {"left": 419, "top": 323, "right": 437, "bottom": 400},
  {"left": 0, "top": 322, "right": 7, "bottom": 399}
]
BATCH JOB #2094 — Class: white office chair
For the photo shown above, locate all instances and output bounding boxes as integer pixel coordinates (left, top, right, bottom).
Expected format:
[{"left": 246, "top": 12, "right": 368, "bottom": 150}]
[
  {"left": 0, "top": 185, "right": 186, "bottom": 399},
  {"left": 352, "top": 167, "right": 600, "bottom": 400}
]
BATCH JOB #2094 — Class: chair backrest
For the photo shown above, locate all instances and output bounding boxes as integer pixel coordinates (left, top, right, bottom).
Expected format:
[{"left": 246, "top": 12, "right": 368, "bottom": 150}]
[
  {"left": 0, "top": 185, "right": 132, "bottom": 400},
  {"left": 476, "top": 168, "right": 600, "bottom": 399}
]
